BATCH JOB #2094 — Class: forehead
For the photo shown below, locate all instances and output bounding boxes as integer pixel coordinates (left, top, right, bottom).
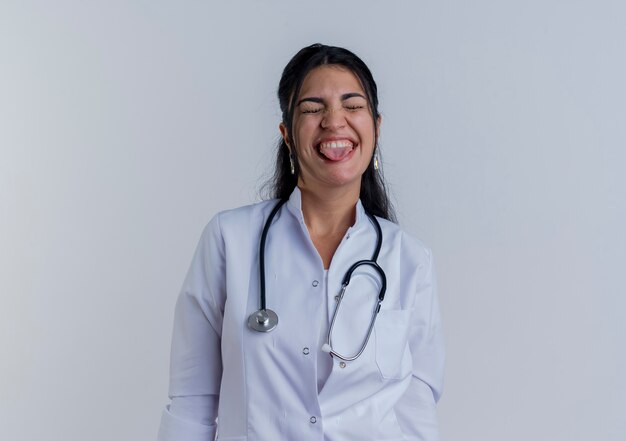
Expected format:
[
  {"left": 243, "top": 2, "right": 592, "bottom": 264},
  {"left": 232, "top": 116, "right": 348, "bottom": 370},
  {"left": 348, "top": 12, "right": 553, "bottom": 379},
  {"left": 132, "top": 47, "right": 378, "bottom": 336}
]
[{"left": 299, "top": 65, "right": 365, "bottom": 97}]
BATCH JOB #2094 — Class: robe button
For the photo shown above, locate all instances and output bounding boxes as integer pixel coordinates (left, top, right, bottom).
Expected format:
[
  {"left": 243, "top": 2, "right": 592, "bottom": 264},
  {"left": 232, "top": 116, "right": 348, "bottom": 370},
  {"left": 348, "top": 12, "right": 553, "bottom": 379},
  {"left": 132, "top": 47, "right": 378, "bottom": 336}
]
[
  {"left": 312, "top": 280, "right": 319, "bottom": 287},
  {"left": 310, "top": 416, "right": 317, "bottom": 424}
]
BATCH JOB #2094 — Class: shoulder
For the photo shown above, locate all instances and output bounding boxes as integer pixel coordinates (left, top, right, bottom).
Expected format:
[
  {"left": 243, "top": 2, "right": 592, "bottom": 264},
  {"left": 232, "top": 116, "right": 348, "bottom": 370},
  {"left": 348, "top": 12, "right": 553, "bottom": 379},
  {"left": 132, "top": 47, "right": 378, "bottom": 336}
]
[
  {"left": 376, "top": 216, "right": 434, "bottom": 278},
  {"left": 199, "top": 199, "right": 280, "bottom": 244},
  {"left": 216, "top": 199, "right": 278, "bottom": 226}
]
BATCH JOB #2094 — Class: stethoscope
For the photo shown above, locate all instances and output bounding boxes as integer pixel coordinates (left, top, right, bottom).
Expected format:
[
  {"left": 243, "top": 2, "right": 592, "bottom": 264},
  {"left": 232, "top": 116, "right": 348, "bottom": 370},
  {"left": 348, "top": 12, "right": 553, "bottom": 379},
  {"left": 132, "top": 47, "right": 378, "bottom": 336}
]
[{"left": 247, "top": 199, "right": 387, "bottom": 362}]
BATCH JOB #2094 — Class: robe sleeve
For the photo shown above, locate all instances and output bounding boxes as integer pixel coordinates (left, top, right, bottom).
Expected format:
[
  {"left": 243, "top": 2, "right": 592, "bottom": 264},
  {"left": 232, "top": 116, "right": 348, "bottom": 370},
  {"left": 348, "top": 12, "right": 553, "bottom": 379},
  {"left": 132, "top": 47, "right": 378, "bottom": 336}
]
[
  {"left": 157, "top": 214, "right": 227, "bottom": 441},
  {"left": 395, "top": 245, "right": 445, "bottom": 441}
]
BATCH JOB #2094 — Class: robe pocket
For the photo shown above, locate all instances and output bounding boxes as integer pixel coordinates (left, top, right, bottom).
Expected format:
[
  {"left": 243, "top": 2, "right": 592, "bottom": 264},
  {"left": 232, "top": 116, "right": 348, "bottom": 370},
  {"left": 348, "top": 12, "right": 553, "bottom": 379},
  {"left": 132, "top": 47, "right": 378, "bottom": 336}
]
[{"left": 374, "top": 309, "right": 412, "bottom": 380}]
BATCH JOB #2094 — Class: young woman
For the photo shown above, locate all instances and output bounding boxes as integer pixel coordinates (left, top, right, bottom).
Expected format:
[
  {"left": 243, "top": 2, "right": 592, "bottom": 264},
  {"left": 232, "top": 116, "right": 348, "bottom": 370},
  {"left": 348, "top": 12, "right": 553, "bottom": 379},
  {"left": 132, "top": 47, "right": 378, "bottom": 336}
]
[{"left": 158, "top": 43, "right": 445, "bottom": 441}]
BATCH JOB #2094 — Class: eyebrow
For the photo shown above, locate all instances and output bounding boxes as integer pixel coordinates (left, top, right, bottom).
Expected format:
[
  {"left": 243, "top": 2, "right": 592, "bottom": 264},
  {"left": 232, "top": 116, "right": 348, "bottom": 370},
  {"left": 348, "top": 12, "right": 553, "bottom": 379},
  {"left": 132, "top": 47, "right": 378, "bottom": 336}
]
[{"left": 296, "top": 92, "right": 366, "bottom": 106}]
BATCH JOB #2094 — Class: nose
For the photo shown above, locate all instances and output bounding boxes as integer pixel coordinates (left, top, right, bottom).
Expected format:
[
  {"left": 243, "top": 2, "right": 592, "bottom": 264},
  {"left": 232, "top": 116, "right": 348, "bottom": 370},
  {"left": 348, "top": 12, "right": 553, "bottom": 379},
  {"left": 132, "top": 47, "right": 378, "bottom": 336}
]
[{"left": 321, "top": 107, "right": 346, "bottom": 130}]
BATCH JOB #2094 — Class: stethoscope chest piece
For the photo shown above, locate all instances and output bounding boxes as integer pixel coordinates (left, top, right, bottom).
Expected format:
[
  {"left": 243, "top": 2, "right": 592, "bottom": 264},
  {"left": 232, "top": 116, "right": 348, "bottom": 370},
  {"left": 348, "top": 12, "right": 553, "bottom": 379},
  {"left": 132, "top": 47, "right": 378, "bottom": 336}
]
[{"left": 247, "top": 309, "right": 278, "bottom": 332}]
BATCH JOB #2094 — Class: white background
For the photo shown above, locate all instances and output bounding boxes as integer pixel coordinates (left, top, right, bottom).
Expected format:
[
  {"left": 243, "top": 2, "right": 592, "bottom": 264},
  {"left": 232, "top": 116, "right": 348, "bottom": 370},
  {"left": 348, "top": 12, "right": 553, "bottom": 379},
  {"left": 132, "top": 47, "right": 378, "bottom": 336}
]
[{"left": 1, "top": 1, "right": 624, "bottom": 440}]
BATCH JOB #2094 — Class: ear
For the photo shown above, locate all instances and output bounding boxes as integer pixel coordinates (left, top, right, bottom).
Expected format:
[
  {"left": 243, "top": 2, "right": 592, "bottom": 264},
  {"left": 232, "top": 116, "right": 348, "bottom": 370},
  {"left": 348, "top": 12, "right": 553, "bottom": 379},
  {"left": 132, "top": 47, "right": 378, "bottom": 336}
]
[
  {"left": 376, "top": 114, "right": 382, "bottom": 139},
  {"left": 278, "top": 122, "right": 291, "bottom": 153}
]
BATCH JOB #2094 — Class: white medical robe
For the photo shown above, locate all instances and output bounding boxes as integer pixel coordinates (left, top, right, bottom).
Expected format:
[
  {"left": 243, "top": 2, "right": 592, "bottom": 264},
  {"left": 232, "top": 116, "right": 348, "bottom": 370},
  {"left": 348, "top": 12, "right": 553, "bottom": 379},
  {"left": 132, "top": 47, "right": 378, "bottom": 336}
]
[{"left": 157, "top": 187, "right": 445, "bottom": 441}]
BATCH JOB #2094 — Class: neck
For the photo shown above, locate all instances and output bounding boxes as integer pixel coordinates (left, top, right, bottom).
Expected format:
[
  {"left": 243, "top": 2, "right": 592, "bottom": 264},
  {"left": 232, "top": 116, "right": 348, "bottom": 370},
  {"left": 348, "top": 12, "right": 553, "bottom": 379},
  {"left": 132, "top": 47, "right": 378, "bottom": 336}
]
[{"left": 298, "top": 182, "right": 360, "bottom": 236}]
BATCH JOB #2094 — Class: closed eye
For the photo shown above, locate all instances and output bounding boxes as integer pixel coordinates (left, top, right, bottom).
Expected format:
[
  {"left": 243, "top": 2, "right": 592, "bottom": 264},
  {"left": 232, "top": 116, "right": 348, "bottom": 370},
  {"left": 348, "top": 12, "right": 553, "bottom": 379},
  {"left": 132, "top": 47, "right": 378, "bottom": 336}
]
[{"left": 301, "top": 107, "right": 323, "bottom": 114}]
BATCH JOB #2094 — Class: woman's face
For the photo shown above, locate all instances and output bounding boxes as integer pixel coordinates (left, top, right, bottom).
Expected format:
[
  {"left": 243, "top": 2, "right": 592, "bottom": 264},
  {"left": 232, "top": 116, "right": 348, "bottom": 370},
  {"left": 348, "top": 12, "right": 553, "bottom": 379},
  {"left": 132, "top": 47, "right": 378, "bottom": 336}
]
[{"left": 280, "top": 65, "right": 380, "bottom": 193}]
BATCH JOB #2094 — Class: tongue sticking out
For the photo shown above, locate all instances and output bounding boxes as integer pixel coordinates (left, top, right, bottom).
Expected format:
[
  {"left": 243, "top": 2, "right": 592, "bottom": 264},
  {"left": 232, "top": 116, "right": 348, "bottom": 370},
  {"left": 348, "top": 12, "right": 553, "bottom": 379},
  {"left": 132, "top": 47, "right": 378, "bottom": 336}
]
[{"left": 319, "top": 145, "right": 353, "bottom": 161}]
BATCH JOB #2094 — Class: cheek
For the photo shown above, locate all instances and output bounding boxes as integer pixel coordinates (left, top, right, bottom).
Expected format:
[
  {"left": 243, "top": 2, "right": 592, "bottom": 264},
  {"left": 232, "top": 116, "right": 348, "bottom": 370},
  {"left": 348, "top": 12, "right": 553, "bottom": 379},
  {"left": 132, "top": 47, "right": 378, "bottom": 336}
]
[
  {"left": 352, "top": 115, "right": 376, "bottom": 137},
  {"left": 293, "top": 120, "right": 318, "bottom": 148},
  {"left": 359, "top": 127, "right": 376, "bottom": 149}
]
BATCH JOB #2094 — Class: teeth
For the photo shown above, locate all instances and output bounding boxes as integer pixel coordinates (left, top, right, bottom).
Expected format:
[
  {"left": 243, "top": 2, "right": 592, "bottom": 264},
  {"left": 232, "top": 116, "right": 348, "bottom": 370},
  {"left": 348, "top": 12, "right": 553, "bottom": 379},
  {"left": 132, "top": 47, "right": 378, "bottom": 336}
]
[{"left": 320, "top": 140, "right": 353, "bottom": 149}]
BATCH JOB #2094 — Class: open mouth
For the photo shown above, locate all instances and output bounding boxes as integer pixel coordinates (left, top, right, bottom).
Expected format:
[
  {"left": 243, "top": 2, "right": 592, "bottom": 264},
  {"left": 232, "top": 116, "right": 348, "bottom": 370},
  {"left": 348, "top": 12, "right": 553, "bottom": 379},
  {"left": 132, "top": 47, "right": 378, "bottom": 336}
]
[{"left": 317, "top": 140, "right": 355, "bottom": 161}]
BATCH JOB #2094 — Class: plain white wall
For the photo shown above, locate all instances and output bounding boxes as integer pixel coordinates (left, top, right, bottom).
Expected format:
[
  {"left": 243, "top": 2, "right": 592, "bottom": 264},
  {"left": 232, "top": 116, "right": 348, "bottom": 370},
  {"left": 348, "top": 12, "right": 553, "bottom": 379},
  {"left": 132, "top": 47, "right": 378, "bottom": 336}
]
[{"left": 1, "top": 1, "right": 624, "bottom": 440}]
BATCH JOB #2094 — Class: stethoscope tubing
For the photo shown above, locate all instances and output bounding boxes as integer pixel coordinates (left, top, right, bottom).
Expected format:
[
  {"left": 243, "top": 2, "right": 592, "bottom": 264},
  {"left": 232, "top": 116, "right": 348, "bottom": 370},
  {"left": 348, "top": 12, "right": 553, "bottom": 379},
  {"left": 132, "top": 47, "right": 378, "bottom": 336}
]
[
  {"left": 325, "top": 254, "right": 386, "bottom": 361},
  {"left": 258, "top": 199, "right": 287, "bottom": 311},
  {"left": 249, "top": 199, "right": 387, "bottom": 363}
]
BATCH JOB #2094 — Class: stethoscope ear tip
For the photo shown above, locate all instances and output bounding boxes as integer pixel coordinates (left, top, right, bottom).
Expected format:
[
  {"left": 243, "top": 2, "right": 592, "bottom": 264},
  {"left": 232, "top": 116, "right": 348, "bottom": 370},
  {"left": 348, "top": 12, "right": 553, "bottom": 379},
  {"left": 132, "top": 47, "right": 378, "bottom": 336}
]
[{"left": 321, "top": 343, "right": 332, "bottom": 353}]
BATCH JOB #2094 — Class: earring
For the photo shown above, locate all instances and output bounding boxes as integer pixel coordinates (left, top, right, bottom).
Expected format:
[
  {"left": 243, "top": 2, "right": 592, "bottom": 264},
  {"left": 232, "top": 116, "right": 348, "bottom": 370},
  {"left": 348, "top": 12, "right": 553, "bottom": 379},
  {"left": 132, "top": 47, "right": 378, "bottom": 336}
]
[
  {"left": 289, "top": 154, "right": 295, "bottom": 175},
  {"left": 373, "top": 152, "right": 380, "bottom": 171}
]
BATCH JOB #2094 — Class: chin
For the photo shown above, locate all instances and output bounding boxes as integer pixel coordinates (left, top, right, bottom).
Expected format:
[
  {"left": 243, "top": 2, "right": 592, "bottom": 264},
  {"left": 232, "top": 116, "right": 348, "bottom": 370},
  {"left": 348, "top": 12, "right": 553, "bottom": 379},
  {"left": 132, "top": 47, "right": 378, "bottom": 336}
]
[{"left": 322, "top": 172, "right": 363, "bottom": 189}]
